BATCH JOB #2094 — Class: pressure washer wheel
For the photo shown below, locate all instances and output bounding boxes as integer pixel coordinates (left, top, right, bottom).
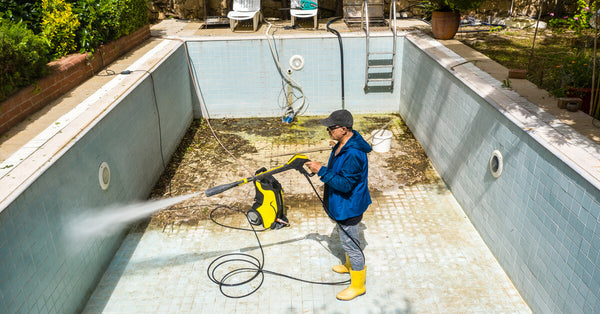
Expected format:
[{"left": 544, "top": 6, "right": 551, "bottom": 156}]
[{"left": 247, "top": 209, "right": 262, "bottom": 226}]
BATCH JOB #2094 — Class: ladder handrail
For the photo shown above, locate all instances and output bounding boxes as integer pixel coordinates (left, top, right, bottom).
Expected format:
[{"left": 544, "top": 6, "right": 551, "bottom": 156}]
[
  {"left": 389, "top": 0, "right": 397, "bottom": 37},
  {"left": 389, "top": 0, "right": 397, "bottom": 66},
  {"left": 362, "top": 0, "right": 397, "bottom": 92},
  {"left": 361, "top": 0, "right": 370, "bottom": 89}
]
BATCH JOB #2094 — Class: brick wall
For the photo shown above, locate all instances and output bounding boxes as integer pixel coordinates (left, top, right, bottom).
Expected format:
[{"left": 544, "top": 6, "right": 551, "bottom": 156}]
[{"left": 0, "top": 25, "right": 151, "bottom": 136}]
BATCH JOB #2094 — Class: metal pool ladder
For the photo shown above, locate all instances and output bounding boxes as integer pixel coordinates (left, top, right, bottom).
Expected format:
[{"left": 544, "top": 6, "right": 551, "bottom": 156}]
[{"left": 361, "top": 0, "right": 397, "bottom": 92}]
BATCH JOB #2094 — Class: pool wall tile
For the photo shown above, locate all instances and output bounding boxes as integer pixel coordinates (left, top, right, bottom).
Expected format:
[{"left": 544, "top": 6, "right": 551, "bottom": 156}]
[
  {"left": 400, "top": 35, "right": 600, "bottom": 313},
  {"left": 0, "top": 44, "right": 193, "bottom": 313},
  {"left": 186, "top": 35, "right": 402, "bottom": 117}
]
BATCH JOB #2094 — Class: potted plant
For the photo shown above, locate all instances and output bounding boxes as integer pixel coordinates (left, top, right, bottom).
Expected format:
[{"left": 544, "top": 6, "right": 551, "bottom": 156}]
[
  {"left": 552, "top": 51, "right": 599, "bottom": 114},
  {"left": 427, "top": 0, "right": 486, "bottom": 39}
]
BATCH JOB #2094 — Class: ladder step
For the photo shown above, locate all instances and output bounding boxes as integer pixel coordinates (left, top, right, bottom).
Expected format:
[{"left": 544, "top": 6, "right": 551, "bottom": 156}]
[
  {"left": 369, "top": 64, "right": 394, "bottom": 69},
  {"left": 368, "top": 59, "right": 393, "bottom": 67},
  {"left": 367, "top": 72, "right": 393, "bottom": 80},
  {"left": 367, "top": 77, "right": 393, "bottom": 82},
  {"left": 369, "top": 52, "right": 394, "bottom": 55}
]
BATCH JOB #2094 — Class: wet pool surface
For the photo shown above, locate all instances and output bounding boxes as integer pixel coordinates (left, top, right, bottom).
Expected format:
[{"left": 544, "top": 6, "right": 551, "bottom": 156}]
[{"left": 83, "top": 114, "right": 531, "bottom": 313}]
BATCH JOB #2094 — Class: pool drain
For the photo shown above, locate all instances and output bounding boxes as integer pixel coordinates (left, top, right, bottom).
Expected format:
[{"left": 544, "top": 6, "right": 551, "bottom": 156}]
[
  {"left": 99, "top": 162, "right": 111, "bottom": 190},
  {"left": 489, "top": 150, "right": 503, "bottom": 178}
]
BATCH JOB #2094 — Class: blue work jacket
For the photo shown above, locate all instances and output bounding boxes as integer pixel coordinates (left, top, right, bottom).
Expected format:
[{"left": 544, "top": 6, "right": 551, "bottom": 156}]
[{"left": 317, "top": 130, "right": 372, "bottom": 221}]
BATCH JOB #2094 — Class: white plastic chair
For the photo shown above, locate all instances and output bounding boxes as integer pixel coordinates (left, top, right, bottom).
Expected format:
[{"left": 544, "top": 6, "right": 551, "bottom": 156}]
[
  {"left": 290, "top": 0, "right": 318, "bottom": 29},
  {"left": 227, "top": 0, "right": 262, "bottom": 32}
]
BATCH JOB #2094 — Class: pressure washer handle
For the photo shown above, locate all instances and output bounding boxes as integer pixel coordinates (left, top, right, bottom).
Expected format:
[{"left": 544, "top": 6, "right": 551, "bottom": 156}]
[{"left": 205, "top": 180, "right": 246, "bottom": 197}]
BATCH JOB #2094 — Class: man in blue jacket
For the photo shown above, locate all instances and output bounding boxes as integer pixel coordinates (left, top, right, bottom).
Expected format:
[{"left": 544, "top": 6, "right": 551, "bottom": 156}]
[{"left": 305, "top": 109, "right": 372, "bottom": 301}]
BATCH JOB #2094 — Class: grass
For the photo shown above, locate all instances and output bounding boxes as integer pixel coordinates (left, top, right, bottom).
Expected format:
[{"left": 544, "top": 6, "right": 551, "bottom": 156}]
[{"left": 456, "top": 26, "right": 600, "bottom": 111}]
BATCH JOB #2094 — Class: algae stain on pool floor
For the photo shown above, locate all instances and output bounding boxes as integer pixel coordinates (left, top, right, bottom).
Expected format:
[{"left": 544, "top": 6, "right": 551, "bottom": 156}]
[{"left": 148, "top": 114, "right": 441, "bottom": 228}]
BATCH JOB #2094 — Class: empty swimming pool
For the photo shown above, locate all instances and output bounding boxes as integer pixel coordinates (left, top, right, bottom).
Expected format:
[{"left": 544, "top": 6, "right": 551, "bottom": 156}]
[{"left": 1, "top": 22, "right": 600, "bottom": 313}]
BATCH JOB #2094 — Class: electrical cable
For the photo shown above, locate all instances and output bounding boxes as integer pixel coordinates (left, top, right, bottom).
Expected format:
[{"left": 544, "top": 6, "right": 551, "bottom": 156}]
[
  {"left": 119, "top": 68, "right": 171, "bottom": 193},
  {"left": 181, "top": 41, "right": 254, "bottom": 174},
  {"left": 264, "top": 19, "right": 308, "bottom": 116},
  {"left": 271, "top": 27, "right": 305, "bottom": 114},
  {"left": 146, "top": 35, "right": 254, "bottom": 175},
  {"left": 148, "top": 72, "right": 167, "bottom": 171}
]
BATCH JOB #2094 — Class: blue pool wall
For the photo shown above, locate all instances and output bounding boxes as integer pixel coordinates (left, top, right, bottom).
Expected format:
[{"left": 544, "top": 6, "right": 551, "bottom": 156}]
[
  {"left": 400, "top": 37, "right": 600, "bottom": 313},
  {"left": 186, "top": 35, "right": 402, "bottom": 117},
  {"left": 0, "top": 44, "right": 194, "bottom": 313}
]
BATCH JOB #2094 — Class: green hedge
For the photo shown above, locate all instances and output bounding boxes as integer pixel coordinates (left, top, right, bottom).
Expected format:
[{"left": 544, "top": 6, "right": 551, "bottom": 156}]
[
  {"left": 0, "top": 0, "right": 148, "bottom": 103},
  {"left": 0, "top": 20, "right": 50, "bottom": 103}
]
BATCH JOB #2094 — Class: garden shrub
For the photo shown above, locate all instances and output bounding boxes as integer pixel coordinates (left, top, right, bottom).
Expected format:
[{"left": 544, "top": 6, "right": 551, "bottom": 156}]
[
  {"left": 0, "top": 1, "right": 43, "bottom": 33},
  {"left": 0, "top": 0, "right": 148, "bottom": 103},
  {"left": 75, "top": 0, "right": 121, "bottom": 51},
  {"left": 0, "top": 20, "right": 50, "bottom": 102},
  {"left": 41, "top": 0, "right": 80, "bottom": 58},
  {"left": 117, "top": 0, "right": 149, "bottom": 37},
  {"left": 74, "top": 0, "right": 148, "bottom": 52}
]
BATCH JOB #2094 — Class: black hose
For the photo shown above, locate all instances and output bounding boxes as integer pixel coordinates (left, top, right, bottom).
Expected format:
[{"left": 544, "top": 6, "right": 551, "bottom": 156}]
[
  {"left": 205, "top": 172, "right": 365, "bottom": 298},
  {"left": 327, "top": 17, "right": 345, "bottom": 109},
  {"left": 206, "top": 203, "right": 350, "bottom": 298}
]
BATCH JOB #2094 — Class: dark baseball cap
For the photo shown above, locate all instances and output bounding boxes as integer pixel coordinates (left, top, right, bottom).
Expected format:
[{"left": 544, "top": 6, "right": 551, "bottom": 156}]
[{"left": 320, "top": 109, "right": 353, "bottom": 128}]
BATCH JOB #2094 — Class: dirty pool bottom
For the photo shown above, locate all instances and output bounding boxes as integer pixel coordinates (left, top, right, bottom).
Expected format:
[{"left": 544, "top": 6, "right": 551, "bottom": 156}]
[{"left": 83, "top": 115, "right": 530, "bottom": 313}]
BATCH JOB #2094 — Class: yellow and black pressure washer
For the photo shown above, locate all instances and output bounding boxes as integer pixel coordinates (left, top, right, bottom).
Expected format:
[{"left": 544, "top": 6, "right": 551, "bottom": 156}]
[{"left": 205, "top": 154, "right": 312, "bottom": 229}]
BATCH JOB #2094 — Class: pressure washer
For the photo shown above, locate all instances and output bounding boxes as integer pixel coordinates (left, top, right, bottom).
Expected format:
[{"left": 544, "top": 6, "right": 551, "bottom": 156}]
[
  {"left": 204, "top": 153, "right": 365, "bottom": 298},
  {"left": 205, "top": 154, "right": 312, "bottom": 229}
]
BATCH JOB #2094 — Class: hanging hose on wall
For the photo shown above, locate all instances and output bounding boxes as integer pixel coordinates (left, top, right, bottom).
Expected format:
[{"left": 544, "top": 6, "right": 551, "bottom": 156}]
[
  {"left": 327, "top": 17, "right": 345, "bottom": 109},
  {"left": 264, "top": 20, "right": 308, "bottom": 123}
]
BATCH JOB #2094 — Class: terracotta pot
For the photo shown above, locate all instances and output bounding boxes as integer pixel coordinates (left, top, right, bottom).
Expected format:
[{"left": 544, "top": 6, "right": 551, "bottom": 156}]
[
  {"left": 566, "top": 87, "right": 593, "bottom": 114},
  {"left": 431, "top": 10, "right": 460, "bottom": 40}
]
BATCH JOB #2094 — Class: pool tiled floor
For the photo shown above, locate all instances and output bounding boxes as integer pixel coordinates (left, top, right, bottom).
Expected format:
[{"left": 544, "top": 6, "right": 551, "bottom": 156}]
[{"left": 83, "top": 139, "right": 531, "bottom": 313}]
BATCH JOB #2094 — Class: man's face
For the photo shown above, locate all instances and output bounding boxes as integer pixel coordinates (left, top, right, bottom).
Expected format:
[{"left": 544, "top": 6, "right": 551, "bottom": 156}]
[{"left": 327, "top": 125, "right": 346, "bottom": 140}]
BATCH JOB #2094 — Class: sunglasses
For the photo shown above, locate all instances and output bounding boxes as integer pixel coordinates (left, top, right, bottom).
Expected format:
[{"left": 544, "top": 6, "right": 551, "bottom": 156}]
[{"left": 327, "top": 125, "right": 343, "bottom": 132}]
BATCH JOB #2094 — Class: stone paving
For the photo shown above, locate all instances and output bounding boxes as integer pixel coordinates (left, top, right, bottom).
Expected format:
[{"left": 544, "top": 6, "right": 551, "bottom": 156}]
[{"left": 83, "top": 123, "right": 531, "bottom": 313}]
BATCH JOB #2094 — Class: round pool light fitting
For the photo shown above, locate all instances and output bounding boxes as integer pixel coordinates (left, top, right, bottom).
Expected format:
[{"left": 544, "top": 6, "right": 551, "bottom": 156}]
[
  {"left": 289, "top": 55, "right": 305, "bottom": 71},
  {"left": 99, "top": 162, "right": 111, "bottom": 190},
  {"left": 489, "top": 150, "right": 503, "bottom": 178}
]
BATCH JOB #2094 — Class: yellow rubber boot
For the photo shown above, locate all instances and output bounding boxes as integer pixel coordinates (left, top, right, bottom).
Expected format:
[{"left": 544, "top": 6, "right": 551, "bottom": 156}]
[
  {"left": 332, "top": 253, "right": 351, "bottom": 274},
  {"left": 336, "top": 267, "right": 366, "bottom": 301}
]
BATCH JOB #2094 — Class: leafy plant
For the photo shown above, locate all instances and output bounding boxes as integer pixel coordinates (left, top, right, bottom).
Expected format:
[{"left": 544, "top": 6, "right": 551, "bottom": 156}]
[
  {"left": 548, "top": 0, "right": 596, "bottom": 34},
  {"left": 75, "top": 0, "right": 121, "bottom": 52},
  {"left": 74, "top": 0, "right": 148, "bottom": 51},
  {"left": 0, "top": 20, "right": 50, "bottom": 102},
  {"left": 426, "top": 0, "right": 486, "bottom": 12},
  {"left": 117, "top": 0, "right": 149, "bottom": 37},
  {"left": 40, "top": 0, "right": 80, "bottom": 58},
  {"left": 0, "top": 1, "right": 43, "bottom": 33},
  {"left": 551, "top": 49, "right": 598, "bottom": 96}
]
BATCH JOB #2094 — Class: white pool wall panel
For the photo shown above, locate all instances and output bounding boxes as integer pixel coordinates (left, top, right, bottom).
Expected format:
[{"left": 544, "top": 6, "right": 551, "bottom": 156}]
[{"left": 186, "top": 33, "right": 402, "bottom": 117}]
